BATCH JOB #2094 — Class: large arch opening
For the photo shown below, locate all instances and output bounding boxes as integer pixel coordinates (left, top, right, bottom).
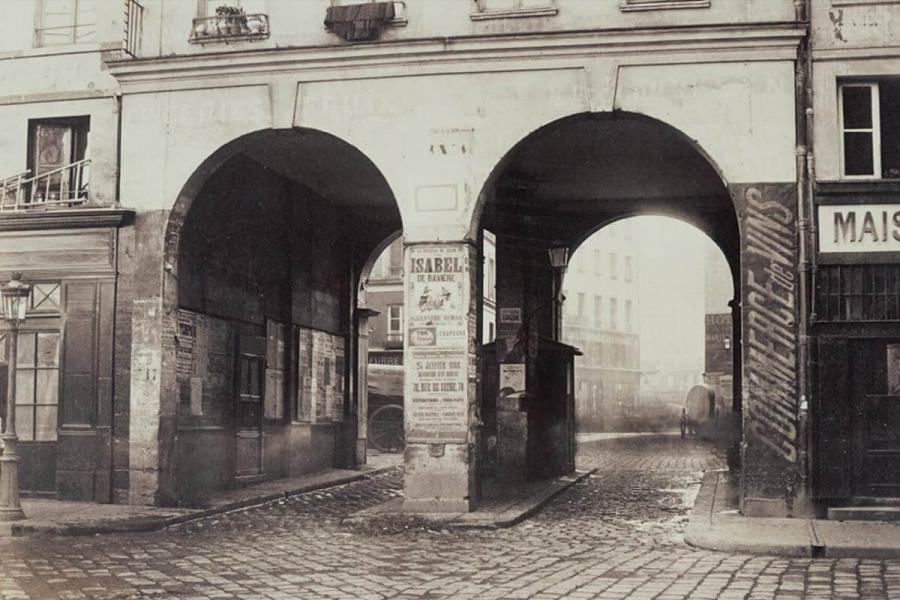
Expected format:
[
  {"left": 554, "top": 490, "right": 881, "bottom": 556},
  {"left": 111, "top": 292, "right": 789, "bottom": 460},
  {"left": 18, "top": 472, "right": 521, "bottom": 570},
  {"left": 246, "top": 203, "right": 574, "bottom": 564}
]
[
  {"left": 475, "top": 112, "right": 742, "bottom": 487},
  {"left": 166, "top": 128, "right": 401, "bottom": 505}
]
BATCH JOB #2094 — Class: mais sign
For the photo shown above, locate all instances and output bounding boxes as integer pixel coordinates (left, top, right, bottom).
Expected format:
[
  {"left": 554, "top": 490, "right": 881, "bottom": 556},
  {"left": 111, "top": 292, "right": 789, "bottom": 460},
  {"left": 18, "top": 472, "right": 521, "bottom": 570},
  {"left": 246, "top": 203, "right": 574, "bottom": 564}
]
[{"left": 818, "top": 205, "right": 900, "bottom": 253}]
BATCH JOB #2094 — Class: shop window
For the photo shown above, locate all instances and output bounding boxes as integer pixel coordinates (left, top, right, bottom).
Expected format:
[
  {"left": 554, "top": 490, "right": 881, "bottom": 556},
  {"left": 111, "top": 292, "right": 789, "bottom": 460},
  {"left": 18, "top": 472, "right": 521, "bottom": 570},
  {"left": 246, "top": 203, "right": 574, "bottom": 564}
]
[
  {"left": 35, "top": 0, "right": 96, "bottom": 47},
  {"left": 817, "top": 264, "right": 900, "bottom": 321},
  {"left": 27, "top": 117, "right": 90, "bottom": 203},
  {"left": 14, "top": 332, "right": 60, "bottom": 442},
  {"left": 840, "top": 81, "right": 900, "bottom": 179}
]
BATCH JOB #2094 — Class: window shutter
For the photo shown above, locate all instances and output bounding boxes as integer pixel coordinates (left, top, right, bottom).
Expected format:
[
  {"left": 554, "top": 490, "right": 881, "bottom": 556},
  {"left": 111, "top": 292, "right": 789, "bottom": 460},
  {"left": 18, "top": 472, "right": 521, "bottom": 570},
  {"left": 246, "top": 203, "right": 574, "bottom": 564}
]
[{"left": 815, "top": 337, "right": 851, "bottom": 499}]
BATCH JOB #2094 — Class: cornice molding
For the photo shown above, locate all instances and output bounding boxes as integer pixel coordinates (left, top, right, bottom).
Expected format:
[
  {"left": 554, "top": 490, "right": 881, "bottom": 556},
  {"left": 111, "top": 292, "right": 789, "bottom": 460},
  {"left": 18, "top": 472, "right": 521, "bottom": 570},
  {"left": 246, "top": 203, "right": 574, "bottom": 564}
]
[
  {"left": 0, "top": 208, "right": 133, "bottom": 232},
  {"left": 108, "top": 23, "right": 805, "bottom": 88}
]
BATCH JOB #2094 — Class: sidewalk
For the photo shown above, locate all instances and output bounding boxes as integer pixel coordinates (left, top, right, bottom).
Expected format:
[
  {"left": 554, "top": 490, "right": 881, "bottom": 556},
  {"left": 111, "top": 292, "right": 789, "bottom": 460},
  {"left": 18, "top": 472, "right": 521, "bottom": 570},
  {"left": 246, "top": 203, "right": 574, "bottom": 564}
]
[
  {"left": 1, "top": 454, "right": 402, "bottom": 538},
  {"left": 686, "top": 469, "right": 900, "bottom": 558},
  {"left": 346, "top": 469, "right": 594, "bottom": 529}
]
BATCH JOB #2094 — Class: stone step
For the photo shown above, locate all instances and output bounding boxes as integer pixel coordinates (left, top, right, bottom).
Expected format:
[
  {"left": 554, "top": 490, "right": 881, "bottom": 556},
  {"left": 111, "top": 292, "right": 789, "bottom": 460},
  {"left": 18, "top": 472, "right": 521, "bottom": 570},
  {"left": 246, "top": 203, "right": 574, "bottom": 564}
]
[{"left": 828, "top": 506, "right": 900, "bottom": 522}]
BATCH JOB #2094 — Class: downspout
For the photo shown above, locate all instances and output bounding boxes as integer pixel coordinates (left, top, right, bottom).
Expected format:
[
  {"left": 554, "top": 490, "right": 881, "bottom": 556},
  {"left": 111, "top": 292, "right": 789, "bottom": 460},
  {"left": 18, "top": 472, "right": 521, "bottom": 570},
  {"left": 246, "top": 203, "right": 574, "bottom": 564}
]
[{"left": 794, "top": 0, "right": 815, "bottom": 515}]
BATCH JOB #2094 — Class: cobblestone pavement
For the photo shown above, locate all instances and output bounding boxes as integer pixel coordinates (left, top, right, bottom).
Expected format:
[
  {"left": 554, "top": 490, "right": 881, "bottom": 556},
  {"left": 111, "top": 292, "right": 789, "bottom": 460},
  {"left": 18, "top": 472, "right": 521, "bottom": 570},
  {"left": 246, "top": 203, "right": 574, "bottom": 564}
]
[{"left": 3, "top": 434, "right": 900, "bottom": 599}]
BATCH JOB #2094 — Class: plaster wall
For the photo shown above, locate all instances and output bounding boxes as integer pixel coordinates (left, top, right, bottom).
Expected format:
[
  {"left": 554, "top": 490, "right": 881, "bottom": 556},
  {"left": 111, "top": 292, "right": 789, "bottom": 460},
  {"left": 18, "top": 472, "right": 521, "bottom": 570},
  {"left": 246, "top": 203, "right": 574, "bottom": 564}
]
[
  {"left": 118, "top": 58, "right": 798, "bottom": 241},
  {"left": 137, "top": 0, "right": 795, "bottom": 59}
]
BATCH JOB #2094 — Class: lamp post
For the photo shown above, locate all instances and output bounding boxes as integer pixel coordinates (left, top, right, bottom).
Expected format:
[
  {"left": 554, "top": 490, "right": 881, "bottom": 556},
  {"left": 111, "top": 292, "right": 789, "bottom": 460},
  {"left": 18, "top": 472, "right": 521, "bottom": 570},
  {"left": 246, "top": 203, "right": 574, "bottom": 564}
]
[
  {"left": 547, "top": 245, "right": 569, "bottom": 340},
  {"left": 0, "top": 272, "right": 30, "bottom": 521}
]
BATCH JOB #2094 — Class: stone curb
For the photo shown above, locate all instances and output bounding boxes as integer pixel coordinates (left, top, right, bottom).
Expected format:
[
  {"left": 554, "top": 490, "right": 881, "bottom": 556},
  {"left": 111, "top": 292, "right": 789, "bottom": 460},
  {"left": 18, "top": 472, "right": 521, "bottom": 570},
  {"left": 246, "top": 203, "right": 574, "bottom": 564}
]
[
  {"left": 685, "top": 470, "right": 900, "bottom": 559},
  {"left": 344, "top": 469, "right": 594, "bottom": 529},
  {"left": 6, "top": 466, "right": 398, "bottom": 538}
]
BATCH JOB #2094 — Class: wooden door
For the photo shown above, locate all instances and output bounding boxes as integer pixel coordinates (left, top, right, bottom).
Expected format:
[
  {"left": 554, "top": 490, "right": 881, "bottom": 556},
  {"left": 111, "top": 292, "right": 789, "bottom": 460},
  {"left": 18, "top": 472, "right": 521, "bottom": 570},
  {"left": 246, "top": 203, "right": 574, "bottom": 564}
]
[
  {"left": 235, "top": 336, "right": 266, "bottom": 479},
  {"left": 851, "top": 339, "right": 900, "bottom": 498}
]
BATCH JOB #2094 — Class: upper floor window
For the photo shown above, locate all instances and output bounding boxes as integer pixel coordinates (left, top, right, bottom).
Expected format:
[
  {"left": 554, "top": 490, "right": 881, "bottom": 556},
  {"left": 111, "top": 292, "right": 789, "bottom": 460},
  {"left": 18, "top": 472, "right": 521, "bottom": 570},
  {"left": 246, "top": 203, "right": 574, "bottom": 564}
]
[
  {"left": 840, "top": 81, "right": 900, "bottom": 179},
  {"left": 624, "top": 256, "right": 633, "bottom": 282},
  {"left": 36, "top": 0, "right": 96, "bottom": 47},
  {"left": 620, "top": 0, "right": 711, "bottom": 11},
  {"left": 609, "top": 252, "right": 618, "bottom": 280},
  {"left": 387, "top": 304, "right": 402, "bottom": 337},
  {"left": 472, "top": 0, "right": 558, "bottom": 18}
]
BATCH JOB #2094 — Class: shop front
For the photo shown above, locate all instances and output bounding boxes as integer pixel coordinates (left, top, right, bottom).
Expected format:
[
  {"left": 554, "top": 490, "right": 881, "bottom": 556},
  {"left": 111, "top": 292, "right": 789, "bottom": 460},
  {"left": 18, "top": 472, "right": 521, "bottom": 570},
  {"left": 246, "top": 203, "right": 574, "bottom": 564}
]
[{"left": 815, "top": 186, "right": 900, "bottom": 502}]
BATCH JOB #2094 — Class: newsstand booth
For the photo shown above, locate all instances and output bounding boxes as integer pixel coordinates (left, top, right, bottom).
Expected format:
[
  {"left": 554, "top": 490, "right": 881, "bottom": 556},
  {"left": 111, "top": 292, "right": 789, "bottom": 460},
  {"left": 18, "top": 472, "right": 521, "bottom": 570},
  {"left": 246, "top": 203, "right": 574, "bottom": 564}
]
[{"left": 815, "top": 192, "right": 900, "bottom": 503}]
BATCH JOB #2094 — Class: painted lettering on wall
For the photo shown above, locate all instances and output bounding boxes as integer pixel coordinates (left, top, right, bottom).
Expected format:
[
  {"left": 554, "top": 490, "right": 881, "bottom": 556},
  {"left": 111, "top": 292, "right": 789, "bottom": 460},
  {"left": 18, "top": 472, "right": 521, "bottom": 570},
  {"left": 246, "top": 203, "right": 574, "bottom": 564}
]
[
  {"left": 819, "top": 204, "right": 900, "bottom": 253},
  {"left": 743, "top": 187, "right": 798, "bottom": 464}
]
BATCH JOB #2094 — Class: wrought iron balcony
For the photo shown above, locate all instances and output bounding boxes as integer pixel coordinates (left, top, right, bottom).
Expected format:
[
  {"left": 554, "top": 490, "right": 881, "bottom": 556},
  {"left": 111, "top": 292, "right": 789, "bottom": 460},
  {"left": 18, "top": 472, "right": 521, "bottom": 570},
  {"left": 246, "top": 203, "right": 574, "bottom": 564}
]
[
  {"left": 189, "top": 13, "right": 270, "bottom": 44},
  {"left": 0, "top": 160, "right": 91, "bottom": 212}
]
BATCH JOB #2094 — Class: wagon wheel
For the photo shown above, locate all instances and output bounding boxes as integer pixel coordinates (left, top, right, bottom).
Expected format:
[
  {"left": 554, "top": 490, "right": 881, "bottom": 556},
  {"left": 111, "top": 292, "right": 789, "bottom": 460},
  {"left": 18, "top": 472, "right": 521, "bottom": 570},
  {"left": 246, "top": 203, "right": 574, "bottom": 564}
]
[{"left": 369, "top": 404, "right": 405, "bottom": 453}]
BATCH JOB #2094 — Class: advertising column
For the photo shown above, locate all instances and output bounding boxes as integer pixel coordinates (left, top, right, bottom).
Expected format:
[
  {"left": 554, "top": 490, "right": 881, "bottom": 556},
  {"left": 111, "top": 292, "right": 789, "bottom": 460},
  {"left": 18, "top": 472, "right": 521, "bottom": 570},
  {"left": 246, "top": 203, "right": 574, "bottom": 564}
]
[{"left": 403, "top": 243, "right": 478, "bottom": 513}]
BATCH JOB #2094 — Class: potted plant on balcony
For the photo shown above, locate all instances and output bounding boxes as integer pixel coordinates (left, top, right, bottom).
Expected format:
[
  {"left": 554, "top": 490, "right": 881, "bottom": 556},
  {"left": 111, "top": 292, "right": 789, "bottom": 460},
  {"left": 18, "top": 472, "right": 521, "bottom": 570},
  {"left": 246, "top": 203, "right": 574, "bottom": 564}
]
[{"left": 215, "top": 5, "right": 245, "bottom": 35}]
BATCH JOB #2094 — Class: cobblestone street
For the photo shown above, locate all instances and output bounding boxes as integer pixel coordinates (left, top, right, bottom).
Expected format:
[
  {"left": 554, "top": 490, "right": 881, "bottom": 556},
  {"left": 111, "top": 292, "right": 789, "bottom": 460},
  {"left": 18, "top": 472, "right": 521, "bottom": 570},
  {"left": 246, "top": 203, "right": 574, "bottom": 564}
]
[{"left": 2, "top": 435, "right": 900, "bottom": 599}]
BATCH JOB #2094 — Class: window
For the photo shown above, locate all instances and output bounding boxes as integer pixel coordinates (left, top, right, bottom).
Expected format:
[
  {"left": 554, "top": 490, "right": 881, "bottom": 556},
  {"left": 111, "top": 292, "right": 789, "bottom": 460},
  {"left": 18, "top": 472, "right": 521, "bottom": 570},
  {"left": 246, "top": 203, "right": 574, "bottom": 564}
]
[
  {"left": 625, "top": 256, "right": 633, "bottom": 282},
  {"left": 201, "top": 0, "right": 266, "bottom": 15},
  {"left": 625, "top": 300, "right": 633, "bottom": 332},
  {"left": 576, "top": 293, "right": 585, "bottom": 317},
  {"left": 237, "top": 354, "right": 264, "bottom": 430},
  {"left": 609, "top": 253, "right": 618, "bottom": 280},
  {"left": 577, "top": 254, "right": 585, "bottom": 273},
  {"left": 14, "top": 332, "right": 60, "bottom": 442},
  {"left": 610, "top": 298, "right": 618, "bottom": 331},
  {"left": 387, "top": 304, "right": 403, "bottom": 342},
  {"left": 473, "top": 0, "right": 557, "bottom": 14},
  {"left": 388, "top": 240, "right": 403, "bottom": 277},
  {"left": 840, "top": 81, "right": 900, "bottom": 178},
  {"left": 621, "top": 0, "right": 711, "bottom": 11},
  {"left": 485, "top": 257, "right": 496, "bottom": 301},
  {"left": 594, "top": 295, "right": 602, "bottom": 327},
  {"left": 594, "top": 250, "right": 601, "bottom": 275},
  {"left": 27, "top": 117, "right": 90, "bottom": 204},
  {"left": 36, "top": 0, "right": 96, "bottom": 47}
]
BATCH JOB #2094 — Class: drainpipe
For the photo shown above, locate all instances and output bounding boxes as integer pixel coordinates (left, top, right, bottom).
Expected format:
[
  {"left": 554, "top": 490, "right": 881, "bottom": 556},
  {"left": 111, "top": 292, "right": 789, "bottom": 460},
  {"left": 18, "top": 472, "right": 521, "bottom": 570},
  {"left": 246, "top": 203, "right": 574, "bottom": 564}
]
[{"left": 794, "top": 0, "right": 815, "bottom": 514}]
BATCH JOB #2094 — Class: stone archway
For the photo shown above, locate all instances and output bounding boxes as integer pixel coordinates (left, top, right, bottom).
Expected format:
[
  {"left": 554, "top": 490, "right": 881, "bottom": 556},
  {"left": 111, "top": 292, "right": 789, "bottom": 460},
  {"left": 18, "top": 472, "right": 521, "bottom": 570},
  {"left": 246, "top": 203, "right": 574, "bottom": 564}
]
[
  {"left": 466, "top": 111, "right": 801, "bottom": 516},
  {"left": 127, "top": 128, "right": 402, "bottom": 506}
]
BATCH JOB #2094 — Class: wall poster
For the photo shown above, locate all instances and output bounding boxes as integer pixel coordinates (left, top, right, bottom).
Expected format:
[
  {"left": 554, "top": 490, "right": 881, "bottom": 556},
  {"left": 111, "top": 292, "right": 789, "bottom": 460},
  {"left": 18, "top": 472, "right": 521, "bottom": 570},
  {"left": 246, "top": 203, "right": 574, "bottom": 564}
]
[{"left": 406, "top": 244, "right": 470, "bottom": 443}]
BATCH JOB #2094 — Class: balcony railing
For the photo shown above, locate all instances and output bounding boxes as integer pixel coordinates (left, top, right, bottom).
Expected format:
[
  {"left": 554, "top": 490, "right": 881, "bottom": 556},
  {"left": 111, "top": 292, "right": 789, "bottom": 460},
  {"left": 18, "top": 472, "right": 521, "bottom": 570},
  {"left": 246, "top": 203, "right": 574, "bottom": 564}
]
[
  {"left": 124, "top": 0, "right": 144, "bottom": 57},
  {"left": 189, "top": 13, "right": 270, "bottom": 44},
  {"left": 0, "top": 160, "right": 91, "bottom": 212}
]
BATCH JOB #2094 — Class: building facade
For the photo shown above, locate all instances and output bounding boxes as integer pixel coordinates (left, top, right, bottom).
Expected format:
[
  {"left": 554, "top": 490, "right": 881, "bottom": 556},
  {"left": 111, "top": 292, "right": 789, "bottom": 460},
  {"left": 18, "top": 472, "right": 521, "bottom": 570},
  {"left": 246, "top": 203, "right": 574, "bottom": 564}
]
[
  {"left": 561, "top": 220, "right": 640, "bottom": 432},
  {"left": 0, "top": 0, "right": 820, "bottom": 516},
  {"left": 810, "top": 2, "right": 900, "bottom": 505}
]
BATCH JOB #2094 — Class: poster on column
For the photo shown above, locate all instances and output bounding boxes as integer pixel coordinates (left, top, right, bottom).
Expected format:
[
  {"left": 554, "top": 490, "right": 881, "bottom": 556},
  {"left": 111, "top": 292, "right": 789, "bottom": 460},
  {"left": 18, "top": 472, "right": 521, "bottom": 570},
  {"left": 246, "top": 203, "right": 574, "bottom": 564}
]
[{"left": 407, "top": 245, "right": 470, "bottom": 443}]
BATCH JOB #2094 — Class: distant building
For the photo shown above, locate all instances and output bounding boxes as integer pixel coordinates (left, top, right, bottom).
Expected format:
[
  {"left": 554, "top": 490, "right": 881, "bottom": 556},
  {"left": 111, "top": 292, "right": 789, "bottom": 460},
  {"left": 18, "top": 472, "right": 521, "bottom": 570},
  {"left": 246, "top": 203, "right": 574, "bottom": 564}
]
[
  {"left": 562, "top": 220, "right": 640, "bottom": 431},
  {"left": 636, "top": 218, "right": 707, "bottom": 415}
]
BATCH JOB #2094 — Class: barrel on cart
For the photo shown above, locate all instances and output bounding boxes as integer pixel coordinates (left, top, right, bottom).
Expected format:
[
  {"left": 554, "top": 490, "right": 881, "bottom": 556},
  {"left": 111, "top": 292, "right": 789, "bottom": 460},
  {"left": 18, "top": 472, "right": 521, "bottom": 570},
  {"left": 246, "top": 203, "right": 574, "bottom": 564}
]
[{"left": 367, "top": 364, "right": 404, "bottom": 452}]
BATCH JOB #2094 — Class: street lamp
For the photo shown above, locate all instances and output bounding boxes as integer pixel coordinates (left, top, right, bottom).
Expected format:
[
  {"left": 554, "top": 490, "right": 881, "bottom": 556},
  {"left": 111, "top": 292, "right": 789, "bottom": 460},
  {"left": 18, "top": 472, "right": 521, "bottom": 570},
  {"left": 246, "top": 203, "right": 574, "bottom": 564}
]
[
  {"left": 0, "top": 272, "right": 31, "bottom": 521},
  {"left": 548, "top": 245, "right": 569, "bottom": 340}
]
